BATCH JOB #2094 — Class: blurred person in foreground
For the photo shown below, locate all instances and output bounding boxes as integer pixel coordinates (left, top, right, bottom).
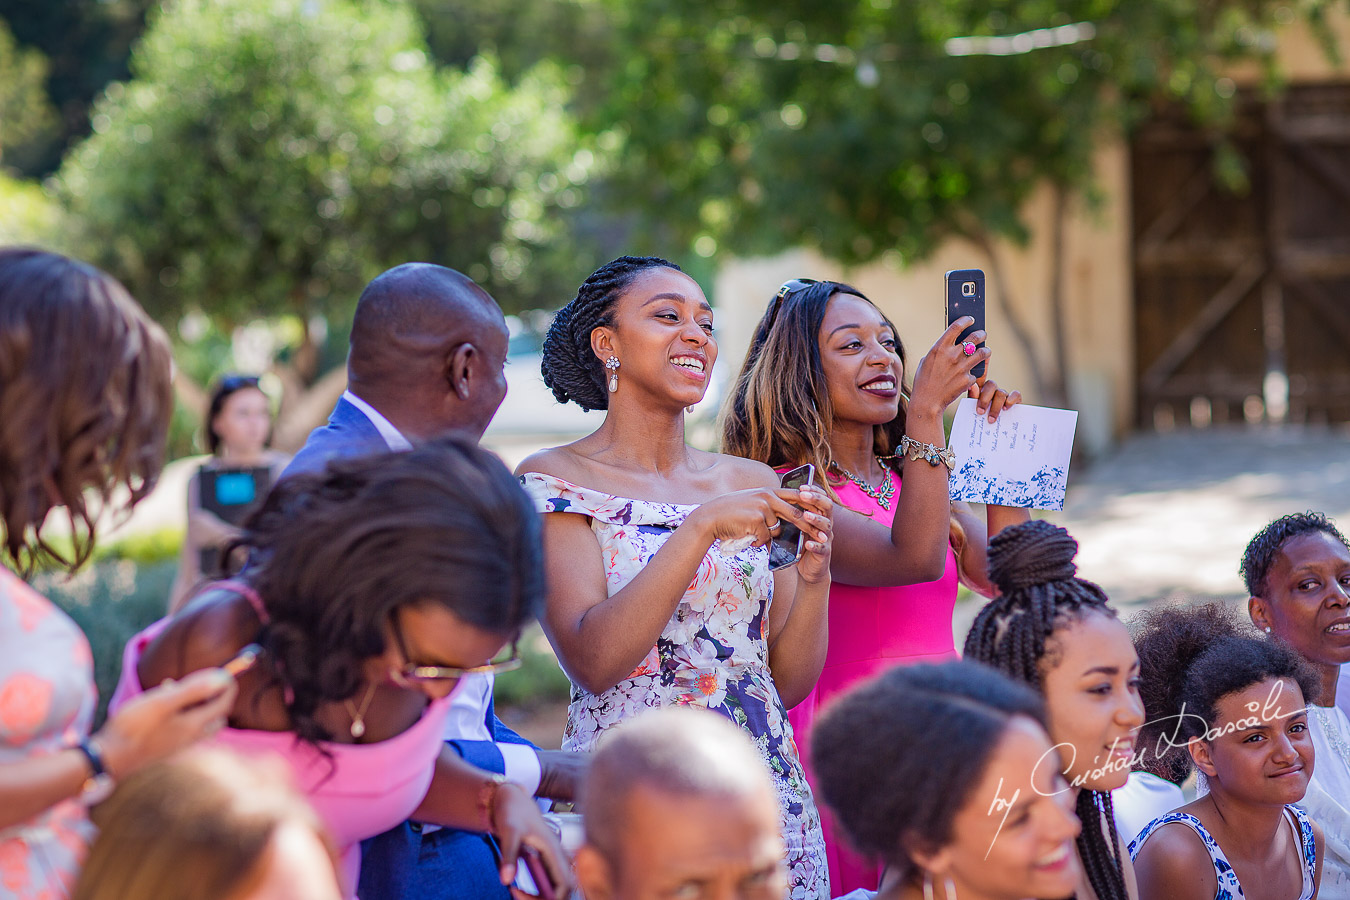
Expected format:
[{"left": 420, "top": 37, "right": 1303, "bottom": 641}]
[
  {"left": 74, "top": 747, "right": 343, "bottom": 900},
  {"left": 1244, "top": 511, "right": 1350, "bottom": 894},
  {"left": 276, "top": 262, "right": 583, "bottom": 900},
  {"left": 0, "top": 247, "right": 236, "bottom": 899},
  {"left": 112, "top": 438, "right": 571, "bottom": 900},
  {"left": 170, "top": 373, "right": 289, "bottom": 612},
  {"left": 573, "top": 706, "right": 789, "bottom": 900},
  {"left": 811, "top": 660, "right": 1081, "bottom": 900}
]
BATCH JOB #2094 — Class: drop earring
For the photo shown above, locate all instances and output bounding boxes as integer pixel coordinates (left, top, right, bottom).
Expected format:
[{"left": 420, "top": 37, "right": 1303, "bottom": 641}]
[
  {"left": 686, "top": 403, "right": 696, "bottom": 415},
  {"left": 605, "top": 356, "right": 620, "bottom": 392}
]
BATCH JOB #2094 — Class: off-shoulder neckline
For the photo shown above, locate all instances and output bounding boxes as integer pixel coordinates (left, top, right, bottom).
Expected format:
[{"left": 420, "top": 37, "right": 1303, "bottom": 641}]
[{"left": 520, "top": 470, "right": 701, "bottom": 509}]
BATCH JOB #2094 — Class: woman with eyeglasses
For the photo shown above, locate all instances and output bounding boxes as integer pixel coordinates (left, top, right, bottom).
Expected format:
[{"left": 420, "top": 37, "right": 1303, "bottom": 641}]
[
  {"left": 170, "top": 374, "right": 290, "bottom": 612},
  {"left": 721, "top": 278, "right": 1027, "bottom": 893},
  {"left": 109, "top": 437, "right": 572, "bottom": 900}
]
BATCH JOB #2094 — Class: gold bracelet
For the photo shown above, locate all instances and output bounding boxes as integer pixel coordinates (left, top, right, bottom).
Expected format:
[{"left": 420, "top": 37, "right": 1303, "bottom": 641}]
[
  {"left": 478, "top": 773, "right": 509, "bottom": 832},
  {"left": 899, "top": 436, "right": 956, "bottom": 471}
]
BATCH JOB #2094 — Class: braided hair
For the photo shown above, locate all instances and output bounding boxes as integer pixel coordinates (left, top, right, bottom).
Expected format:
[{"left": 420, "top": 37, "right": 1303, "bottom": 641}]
[
  {"left": 962, "top": 519, "right": 1130, "bottom": 900},
  {"left": 541, "top": 256, "right": 683, "bottom": 411}
]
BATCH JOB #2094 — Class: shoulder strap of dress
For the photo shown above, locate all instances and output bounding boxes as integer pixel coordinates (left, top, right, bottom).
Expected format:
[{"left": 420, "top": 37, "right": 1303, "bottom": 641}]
[
  {"left": 212, "top": 579, "right": 270, "bottom": 625},
  {"left": 1284, "top": 805, "right": 1318, "bottom": 896},
  {"left": 1129, "top": 813, "right": 1224, "bottom": 870}
]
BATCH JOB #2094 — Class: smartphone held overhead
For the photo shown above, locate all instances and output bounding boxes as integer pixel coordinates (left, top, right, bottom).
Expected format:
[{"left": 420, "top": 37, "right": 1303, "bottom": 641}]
[{"left": 945, "top": 268, "right": 986, "bottom": 379}]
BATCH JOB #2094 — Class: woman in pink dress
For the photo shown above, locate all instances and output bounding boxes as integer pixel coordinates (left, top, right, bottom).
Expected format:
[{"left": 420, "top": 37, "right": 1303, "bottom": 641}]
[
  {"left": 0, "top": 248, "right": 238, "bottom": 900},
  {"left": 723, "top": 277, "right": 1028, "bottom": 894},
  {"left": 112, "top": 439, "right": 570, "bottom": 900}
]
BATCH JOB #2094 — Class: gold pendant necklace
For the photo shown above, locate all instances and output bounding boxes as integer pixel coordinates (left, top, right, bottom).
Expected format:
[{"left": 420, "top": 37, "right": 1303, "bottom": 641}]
[
  {"left": 830, "top": 458, "right": 896, "bottom": 510},
  {"left": 345, "top": 683, "right": 377, "bottom": 739}
]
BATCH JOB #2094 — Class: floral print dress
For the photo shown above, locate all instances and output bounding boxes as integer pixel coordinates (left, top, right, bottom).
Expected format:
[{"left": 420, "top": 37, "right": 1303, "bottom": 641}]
[
  {"left": 1128, "top": 808, "right": 1317, "bottom": 900},
  {"left": 521, "top": 474, "right": 829, "bottom": 900},
  {"left": 0, "top": 569, "right": 99, "bottom": 899}
]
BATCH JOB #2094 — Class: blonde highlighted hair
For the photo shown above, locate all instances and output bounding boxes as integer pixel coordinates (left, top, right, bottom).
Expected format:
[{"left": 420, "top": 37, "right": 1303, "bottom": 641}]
[{"left": 722, "top": 279, "right": 966, "bottom": 552}]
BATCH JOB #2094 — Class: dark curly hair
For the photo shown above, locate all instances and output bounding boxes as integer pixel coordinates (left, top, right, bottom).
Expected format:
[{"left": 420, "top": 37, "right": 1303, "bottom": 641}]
[
  {"left": 1241, "top": 511, "right": 1350, "bottom": 598},
  {"left": 1132, "top": 602, "right": 1319, "bottom": 786},
  {"left": 232, "top": 436, "right": 543, "bottom": 747},
  {"left": 540, "top": 255, "right": 682, "bottom": 411},
  {"left": 812, "top": 661, "right": 1045, "bottom": 884},
  {"left": 962, "top": 519, "right": 1129, "bottom": 900},
  {"left": 0, "top": 247, "right": 174, "bottom": 574}
]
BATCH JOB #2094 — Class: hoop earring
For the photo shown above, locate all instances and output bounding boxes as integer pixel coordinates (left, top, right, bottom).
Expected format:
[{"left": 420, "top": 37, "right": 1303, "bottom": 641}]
[
  {"left": 605, "top": 356, "right": 620, "bottom": 393},
  {"left": 922, "top": 873, "right": 957, "bottom": 900},
  {"left": 923, "top": 874, "right": 934, "bottom": 900},
  {"left": 945, "top": 877, "right": 958, "bottom": 899}
]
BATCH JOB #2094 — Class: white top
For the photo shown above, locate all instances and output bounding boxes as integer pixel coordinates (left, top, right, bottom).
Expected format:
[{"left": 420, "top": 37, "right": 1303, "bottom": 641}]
[
  {"left": 1302, "top": 703, "right": 1350, "bottom": 897},
  {"left": 343, "top": 391, "right": 540, "bottom": 794},
  {"left": 1113, "top": 771, "right": 1186, "bottom": 846}
]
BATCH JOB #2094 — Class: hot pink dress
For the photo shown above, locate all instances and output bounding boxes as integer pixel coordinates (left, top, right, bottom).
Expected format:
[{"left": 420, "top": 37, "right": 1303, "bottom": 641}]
[
  {"left": 110, "top": 590, "right": 453, "bottom": 900},
  {"left": 787, "top": 477, "right": 961, "bottom": 895}
]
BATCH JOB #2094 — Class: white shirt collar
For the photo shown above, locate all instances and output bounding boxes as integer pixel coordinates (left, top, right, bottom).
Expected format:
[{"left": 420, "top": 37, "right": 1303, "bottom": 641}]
[{"left": 342, "top": 390, "right": 413, "bottom": 452}]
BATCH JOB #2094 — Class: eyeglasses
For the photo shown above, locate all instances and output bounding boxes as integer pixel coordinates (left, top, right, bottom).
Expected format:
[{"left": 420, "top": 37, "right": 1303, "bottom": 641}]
[{"left": 389, "top": 616, "right": 522, "bottom": 684}]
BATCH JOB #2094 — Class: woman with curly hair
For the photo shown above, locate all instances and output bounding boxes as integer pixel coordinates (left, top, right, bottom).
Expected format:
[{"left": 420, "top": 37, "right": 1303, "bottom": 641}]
[
  {"left": 0, "top": 248, "right": 237, "bottom": 899},
  {"left": 964, "top": 519, "right": 1144, "bottom": 900},
  {"left": 518, "top": 256, "right": 836, "bottom": 899},
  {"left": 812, "top": 660, "right": 1082, "bottom": 900},
  {"left": 1128, "top": 601, "right": 1323, "bottom": 900},
  {"left": 1243, "top": 511, "right": 1350, "bottom": 892},
  {"left": 112, "top": 438, "right": 571, "bottom": 899}
]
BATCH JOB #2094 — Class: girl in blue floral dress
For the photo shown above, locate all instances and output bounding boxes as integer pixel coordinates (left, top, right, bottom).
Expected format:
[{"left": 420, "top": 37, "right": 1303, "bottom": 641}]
[
  {"left": 1129, "top": 604, "right": 1324, "bottom": 900},
  {"left": 518, "top": 257, "right": 835, "bottom": 899}
]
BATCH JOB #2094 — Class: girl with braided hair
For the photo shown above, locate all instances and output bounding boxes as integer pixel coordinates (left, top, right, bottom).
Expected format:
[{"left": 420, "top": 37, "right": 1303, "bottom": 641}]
[
  {"left": 722, "top": 278, "right": 1028, "bottom": 893},
  {"left": 1127, "top": 602, "right": 1323, "bottom": 900},
  {"left": 963, "top": 519, "right": 1144, "bottom": 900},
  {"left": 518, "top": 256, "right": 836, "bottom": 899}
]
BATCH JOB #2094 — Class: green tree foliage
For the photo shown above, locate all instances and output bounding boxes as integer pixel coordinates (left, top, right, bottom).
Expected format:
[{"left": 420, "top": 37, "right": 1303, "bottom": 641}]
[
  {"left": 57, "top": 0, "right": 599, "bottom": 342},
  {"left": 0, "top": 0, "right": 154, "bottom": 175},
  {"left": 601, "top": 0, "right": 1323, "bottom": 266},
  {"left": 0, "top": 18, "right": 58, "bottom": 171}
]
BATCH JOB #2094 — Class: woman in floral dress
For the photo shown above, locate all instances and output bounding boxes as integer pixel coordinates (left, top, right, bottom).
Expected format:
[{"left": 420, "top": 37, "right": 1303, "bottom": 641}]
[{"left": 517, "top": 256, "right": 835, "bottom": 899}]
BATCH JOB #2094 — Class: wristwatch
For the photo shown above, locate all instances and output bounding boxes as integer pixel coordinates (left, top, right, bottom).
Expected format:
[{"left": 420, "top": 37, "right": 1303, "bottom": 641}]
[{"left": 74, "top": 737, "right": 114, "bottom": 805}]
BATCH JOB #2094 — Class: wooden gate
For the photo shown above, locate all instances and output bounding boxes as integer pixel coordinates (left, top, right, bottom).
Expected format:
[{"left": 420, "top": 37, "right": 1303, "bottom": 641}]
[{"left": 1132, "top": 83, "right": 1350, "bottom": 428}]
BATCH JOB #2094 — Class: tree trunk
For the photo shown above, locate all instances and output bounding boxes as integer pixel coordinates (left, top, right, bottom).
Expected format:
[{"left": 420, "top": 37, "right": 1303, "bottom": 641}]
[
  {"left": 270, "top": 363, "right": 349, "bottom": 452},
  {"left": 968, "top": 227, "right": 1055, "bottom": 403},
  {"left": 1044, "top": 183, "right": 1072, "bottom": 408}
]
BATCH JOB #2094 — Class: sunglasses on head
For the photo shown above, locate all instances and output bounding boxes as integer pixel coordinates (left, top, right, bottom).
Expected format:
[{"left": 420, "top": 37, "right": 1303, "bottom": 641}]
[
  {"left": 776, "top": 278, "right": 820, "bottom": 301},
  {"left": 218, "top": 374, "right": 261, "bottom": 392}
]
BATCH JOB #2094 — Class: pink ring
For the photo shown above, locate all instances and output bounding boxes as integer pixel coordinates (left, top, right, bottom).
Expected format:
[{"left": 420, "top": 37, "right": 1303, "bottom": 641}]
[{"left": 962, "top": 341, "right": 977, "bottom": 357}]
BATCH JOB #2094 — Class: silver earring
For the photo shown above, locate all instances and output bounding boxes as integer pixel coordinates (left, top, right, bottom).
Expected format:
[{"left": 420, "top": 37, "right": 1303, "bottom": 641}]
[
  {"left": 1265, "top": 626, "right": 1272, "bottom": 634},
  {"left": 923, "top": 874, "right": 934, "bottom": 900},
  {"left": 945, "top": 877, "right": 957, "bottom": 899},
  {"left": 605, "top": 356, "right": 620, "bottom": 392},
  {"left": 685, "top": 404, "right": 695, "bottom": 414}
]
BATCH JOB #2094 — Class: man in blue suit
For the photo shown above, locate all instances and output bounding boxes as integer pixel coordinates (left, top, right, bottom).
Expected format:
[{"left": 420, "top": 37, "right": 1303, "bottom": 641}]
[{"left": 283, "top": 262, "right": 582, "bottom": 899}]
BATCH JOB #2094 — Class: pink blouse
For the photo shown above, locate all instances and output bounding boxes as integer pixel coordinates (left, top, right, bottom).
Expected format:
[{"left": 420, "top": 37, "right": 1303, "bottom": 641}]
[{"left": 111, "top": 611, "right": 453, "bottom": 899}]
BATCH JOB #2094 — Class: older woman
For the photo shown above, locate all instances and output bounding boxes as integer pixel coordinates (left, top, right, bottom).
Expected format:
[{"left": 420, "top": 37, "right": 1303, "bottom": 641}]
[
  {"left": 0, "top": 248, "right": 236, "bottom": 899},
  {"left": 1244, "top": 511, "right": 1350, "bottom": 894}
]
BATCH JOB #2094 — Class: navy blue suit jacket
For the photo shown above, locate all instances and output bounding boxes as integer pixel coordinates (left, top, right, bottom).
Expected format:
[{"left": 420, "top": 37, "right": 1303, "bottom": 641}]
[{"left": 283, "top": 396, "right": 533, "bottom": 900}]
